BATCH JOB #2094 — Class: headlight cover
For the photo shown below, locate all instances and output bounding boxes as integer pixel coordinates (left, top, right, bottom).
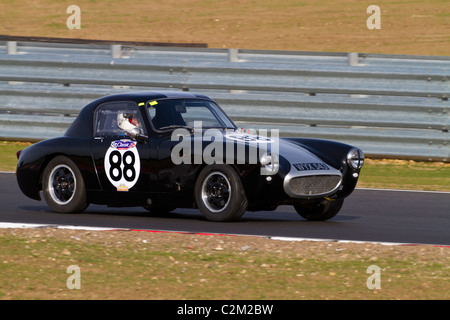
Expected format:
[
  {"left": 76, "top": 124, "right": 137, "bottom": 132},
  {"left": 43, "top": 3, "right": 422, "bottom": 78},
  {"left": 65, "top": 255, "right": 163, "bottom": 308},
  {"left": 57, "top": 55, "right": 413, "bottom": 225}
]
[
  {"left": 259, "top": 152, "right": 279, "bottom": 175},
  {"left": 347, "top": 148, "right": 364, "bottom": 170}
]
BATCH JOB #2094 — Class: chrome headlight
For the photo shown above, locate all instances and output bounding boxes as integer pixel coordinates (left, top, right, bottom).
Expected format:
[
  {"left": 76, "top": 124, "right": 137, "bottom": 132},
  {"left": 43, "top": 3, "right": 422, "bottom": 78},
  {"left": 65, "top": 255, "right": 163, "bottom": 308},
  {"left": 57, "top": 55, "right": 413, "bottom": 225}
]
[
  {"left": 260, "top": 152, "right": 279, "bottom": 175},
  {"left": 347, "top": 148, "right": 364, "bottom": 170}
]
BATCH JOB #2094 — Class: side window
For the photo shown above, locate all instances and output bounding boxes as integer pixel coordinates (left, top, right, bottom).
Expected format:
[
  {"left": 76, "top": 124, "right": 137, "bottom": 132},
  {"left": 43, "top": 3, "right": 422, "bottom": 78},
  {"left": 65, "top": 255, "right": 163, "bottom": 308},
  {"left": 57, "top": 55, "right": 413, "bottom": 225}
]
[{"left": 94, "top": 102, "right": 146, "bottom": 137}]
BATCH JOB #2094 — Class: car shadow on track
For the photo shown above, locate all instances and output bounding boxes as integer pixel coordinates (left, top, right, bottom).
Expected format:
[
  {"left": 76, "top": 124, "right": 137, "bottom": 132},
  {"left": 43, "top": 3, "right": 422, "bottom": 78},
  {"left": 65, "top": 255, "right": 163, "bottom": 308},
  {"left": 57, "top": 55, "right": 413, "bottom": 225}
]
[{"left": 19, "top": 205, "right": 359, "bottom": 223}]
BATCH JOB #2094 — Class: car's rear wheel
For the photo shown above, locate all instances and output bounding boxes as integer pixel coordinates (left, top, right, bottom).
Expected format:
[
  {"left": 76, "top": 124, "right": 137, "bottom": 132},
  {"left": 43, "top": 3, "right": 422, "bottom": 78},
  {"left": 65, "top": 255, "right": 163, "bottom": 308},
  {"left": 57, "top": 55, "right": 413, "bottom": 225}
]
[
  {"left": 42, "top": 156, "right": 88, "bottom": 213},
  {"left": 195, "top": 165, "right": 247, "bottom": 222},
  {"left": 294, "top": 198, "right": 344, "bottom": 221}
]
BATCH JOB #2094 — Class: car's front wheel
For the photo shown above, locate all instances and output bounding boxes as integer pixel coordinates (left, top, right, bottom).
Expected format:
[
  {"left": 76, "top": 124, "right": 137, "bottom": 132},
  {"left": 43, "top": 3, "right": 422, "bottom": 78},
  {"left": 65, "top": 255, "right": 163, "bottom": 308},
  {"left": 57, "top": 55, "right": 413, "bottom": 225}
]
[
  {"left": 42, "top": 156, "right": 88, "bottom": 213},
  {"left": 294, "top": 198, "right": 344, "bottom": 221},
  {"left": 195, "top": 165, "right": 248, "bottom": 222}
]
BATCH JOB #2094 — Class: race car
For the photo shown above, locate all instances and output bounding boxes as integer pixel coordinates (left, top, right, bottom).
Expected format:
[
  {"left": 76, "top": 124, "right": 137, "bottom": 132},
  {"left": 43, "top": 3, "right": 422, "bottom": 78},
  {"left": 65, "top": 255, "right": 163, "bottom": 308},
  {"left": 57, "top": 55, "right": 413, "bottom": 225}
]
[{"left": 16, "top": 91, "right": 364, "bottom": 221}]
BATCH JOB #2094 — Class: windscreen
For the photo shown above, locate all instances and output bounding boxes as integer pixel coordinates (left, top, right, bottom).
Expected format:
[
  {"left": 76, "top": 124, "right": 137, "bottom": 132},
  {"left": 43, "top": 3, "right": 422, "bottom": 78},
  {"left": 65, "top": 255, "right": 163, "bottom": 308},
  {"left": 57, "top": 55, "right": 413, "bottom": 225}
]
[{"left": 147, "top": 99, "right": 236, "bottom": 130}]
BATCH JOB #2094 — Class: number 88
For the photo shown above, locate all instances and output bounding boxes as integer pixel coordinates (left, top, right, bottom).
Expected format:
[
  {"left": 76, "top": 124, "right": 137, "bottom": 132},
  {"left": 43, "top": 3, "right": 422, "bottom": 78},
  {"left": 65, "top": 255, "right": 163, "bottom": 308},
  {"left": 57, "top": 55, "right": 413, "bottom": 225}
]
[{"left": 109, "top": 150, "right": 136, "bottom": 182}]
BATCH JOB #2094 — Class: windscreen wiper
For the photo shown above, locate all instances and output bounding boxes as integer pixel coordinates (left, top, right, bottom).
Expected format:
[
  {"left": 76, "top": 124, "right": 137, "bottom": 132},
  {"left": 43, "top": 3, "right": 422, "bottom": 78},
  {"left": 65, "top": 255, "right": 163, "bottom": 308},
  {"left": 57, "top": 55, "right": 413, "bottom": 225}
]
[{"left": 158, "top": 125, "right": 194, "bottom": 132}]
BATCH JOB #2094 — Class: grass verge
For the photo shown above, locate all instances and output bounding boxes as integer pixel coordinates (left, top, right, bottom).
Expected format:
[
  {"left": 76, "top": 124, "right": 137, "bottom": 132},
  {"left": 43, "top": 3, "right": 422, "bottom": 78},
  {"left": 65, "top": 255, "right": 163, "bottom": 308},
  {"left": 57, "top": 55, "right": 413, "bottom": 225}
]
[
  {"left": 1, "top": 0, "right": 449, "bottom": 55},
  {"left": 358, "top": 159, "right": 450, "bottom": 192},
  {"left": 0, "top": 228, "right": 448, "bottom": 300},
  {"left": 0, "top": 141, "right": 32, "bottom": 172}
]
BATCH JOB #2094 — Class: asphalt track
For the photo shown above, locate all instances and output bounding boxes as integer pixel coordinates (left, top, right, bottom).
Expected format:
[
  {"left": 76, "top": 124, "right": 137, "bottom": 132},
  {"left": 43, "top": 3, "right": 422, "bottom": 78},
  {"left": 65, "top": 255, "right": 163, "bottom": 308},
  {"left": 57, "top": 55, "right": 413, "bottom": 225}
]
[{"left": 1, "top": 172, "right": 449, "bottom": 245}]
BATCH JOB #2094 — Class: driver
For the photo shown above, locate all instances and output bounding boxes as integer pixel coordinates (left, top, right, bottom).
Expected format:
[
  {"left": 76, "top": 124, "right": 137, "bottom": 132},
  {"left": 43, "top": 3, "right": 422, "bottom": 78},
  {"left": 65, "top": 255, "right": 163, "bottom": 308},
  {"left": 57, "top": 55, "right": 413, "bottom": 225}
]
[{"left": 117, "top": 112, "right": 141, "bottom": 134}]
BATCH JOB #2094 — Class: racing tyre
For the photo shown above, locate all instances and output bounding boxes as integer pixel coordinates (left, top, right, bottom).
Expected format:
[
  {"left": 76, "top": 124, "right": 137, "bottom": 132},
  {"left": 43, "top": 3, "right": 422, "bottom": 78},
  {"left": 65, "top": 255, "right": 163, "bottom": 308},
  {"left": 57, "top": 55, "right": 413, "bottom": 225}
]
[
  {"left": 42, "top": 156, "right": 88, "bottom": 213},
  {"left": 195, "top": 165, "right": 248, "bottom": 222},
  {"left": 294, "top": 198, "right": 344, "bottom": 221}
]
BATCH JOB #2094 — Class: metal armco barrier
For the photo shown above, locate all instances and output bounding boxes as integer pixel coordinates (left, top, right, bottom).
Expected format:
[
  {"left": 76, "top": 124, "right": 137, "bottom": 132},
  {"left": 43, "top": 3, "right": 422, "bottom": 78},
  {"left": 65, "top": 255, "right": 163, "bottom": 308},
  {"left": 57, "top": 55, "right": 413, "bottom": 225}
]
[{"left": 0, "top": 40, "right": 449, "bottom": 161}]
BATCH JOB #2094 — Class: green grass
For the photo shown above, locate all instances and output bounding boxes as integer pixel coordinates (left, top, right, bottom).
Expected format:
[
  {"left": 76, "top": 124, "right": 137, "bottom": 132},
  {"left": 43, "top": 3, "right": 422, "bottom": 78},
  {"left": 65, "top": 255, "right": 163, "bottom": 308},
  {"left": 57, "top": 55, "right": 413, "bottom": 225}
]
[
  {"left": 1, "top": 0, "right": 449, "bottom": 55},
  {"left": 0, "top": 229, "right": 448, "bottom": 300},
  {"left": 0, "top": 141, "right": 32, "bottom": 172},
  {"left": 358, "top": 159, "right": 450, "bottom": 192}
]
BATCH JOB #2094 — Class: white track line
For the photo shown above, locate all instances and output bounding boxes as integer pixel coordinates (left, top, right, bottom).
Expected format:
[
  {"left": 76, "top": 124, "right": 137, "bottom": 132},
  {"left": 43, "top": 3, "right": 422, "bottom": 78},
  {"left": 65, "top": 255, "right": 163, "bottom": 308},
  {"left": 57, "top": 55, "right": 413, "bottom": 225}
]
[
  {"left": 269, "top": 236, "right": 413, "bottom": 246},
  {"left": 1, "top": 222, "right": 448, "bottom": 247},
  {"left": 0, "top": 222, "right": 123, "bottom": 231}
]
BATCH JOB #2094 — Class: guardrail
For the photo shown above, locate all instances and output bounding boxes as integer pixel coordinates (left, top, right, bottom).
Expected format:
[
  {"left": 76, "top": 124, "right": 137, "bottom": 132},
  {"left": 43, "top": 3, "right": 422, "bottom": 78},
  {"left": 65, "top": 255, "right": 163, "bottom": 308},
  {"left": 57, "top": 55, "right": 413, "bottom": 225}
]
[{"left": 0, "top": 39, "right": 449, "bottom": 161}]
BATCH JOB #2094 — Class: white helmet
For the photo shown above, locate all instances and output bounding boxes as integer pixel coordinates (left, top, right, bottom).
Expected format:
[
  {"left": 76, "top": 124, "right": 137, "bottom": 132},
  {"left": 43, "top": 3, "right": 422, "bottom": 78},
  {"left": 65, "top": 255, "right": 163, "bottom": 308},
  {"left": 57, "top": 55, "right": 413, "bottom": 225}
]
[{"left": 117, "top": 113, "right": 139, "bottom": 132}]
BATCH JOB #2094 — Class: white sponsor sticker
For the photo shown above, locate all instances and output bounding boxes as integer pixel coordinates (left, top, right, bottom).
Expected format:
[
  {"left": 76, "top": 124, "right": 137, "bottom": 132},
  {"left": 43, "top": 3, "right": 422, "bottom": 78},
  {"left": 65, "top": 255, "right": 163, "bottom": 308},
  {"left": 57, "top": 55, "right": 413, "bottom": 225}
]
[
  {"left": 225, "top": 133, "right": 273, "bottom": 143},
  {"left": 104, "top": 139, "right": 140, "bottom": 191}
]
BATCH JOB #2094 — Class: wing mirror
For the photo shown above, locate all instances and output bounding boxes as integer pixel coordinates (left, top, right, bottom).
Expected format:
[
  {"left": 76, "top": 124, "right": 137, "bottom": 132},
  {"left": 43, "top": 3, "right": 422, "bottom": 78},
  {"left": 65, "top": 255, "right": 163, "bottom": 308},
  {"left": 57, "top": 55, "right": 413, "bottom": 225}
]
[{"left": 129, "top": 128, "right": 148, "bottom": 143}]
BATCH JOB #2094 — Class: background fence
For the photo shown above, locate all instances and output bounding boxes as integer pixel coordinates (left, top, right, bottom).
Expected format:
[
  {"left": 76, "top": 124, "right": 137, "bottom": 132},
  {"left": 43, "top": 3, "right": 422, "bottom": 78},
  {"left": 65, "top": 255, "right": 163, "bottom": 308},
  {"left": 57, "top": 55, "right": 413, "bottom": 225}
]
[{"left": 0, "top": 39, "right": 448, "bottom": 161}]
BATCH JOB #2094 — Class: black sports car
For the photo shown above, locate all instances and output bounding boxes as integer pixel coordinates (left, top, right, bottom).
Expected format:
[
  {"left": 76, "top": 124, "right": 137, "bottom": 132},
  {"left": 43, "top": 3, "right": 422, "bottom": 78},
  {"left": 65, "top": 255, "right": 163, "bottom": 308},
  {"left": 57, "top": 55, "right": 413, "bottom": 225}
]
[{"left": 16, "top": 91, "right": 364, "bottom": 221}]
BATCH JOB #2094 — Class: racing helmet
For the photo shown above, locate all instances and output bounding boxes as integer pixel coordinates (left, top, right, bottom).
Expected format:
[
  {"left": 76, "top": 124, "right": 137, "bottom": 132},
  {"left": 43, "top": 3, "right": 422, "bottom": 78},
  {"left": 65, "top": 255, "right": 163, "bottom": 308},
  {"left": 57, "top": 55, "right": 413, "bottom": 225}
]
[{"left": 117, "top": 112, "right": 140, "bottom": 132}]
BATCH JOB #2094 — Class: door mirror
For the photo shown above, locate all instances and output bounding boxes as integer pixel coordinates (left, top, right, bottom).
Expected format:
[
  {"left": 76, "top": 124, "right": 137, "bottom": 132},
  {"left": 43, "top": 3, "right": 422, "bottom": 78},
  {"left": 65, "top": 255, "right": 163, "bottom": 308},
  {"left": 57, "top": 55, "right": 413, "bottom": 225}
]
[{"left": 129, "top": 128, "right": 148, "bottom": 143}]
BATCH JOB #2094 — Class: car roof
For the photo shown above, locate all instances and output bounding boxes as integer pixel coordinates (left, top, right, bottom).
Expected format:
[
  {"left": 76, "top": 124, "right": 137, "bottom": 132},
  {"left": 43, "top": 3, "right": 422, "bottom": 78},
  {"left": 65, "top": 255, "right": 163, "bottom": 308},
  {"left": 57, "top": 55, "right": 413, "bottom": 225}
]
[
  {"left": 98, "top": 91, "right": 212, "bottom": 103},
  {"left": 64, "top": 91, "right": 214, "bottom": 138}
]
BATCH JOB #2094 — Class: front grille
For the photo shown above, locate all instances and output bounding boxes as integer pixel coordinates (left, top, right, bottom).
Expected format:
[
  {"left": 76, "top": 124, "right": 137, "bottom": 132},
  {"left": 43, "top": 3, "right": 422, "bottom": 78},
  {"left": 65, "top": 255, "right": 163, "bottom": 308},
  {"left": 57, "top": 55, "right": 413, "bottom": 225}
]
[{"left": 288, "top": 175, "right": 341, "bottom": 196}]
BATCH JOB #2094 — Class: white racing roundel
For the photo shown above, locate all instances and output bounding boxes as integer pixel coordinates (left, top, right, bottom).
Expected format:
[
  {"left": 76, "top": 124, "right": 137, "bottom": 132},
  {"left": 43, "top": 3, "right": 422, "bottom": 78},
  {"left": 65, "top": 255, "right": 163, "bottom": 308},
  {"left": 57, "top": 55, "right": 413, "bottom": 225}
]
[{"left": 104, "top": 140, "right": 140, "bottom": 192}]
